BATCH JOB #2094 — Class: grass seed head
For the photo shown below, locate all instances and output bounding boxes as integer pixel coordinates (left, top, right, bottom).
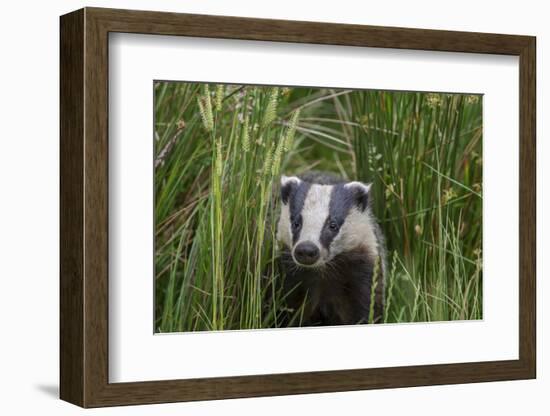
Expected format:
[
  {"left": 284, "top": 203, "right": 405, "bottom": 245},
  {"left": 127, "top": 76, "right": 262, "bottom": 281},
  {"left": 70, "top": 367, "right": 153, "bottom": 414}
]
[
  {"left": 442, "top": 188, "right": 458, "bottom": 204},
  {"left": 271, "top": 137, "right": 285, "bottom": 176},
  {"left": 215, "top": 84, "right": 224, "bottom": 111},
  {"left": 263, "top": 142, "right": 275, "bottom": 177},
  {"left": 215, "top": 138, "right": 223, "bottom": 177},
  {"left": 262, "top": 87, "right": 279, "bottom": 128},
  {"left": 426, "top": 93, "right": 443, "bottom": 108},
  {"left": 283, "top": 108, "right": 301, "bottom": 151},
  {"left": 241, "top": 116, "right": 250, "bottom": 152},
  {"left": 197, "top": 89, "right": 214, "bottom": 132}
]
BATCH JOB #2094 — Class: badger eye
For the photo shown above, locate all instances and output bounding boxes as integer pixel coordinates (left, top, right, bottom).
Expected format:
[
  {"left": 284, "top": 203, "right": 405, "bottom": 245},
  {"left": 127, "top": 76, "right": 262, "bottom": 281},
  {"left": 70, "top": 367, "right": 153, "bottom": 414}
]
[
  {"left": 291, "top": 220, "right": 301, "bottom": 230},
  {"left": 328, "top": 221, "right": 339, "bottom": 231}
]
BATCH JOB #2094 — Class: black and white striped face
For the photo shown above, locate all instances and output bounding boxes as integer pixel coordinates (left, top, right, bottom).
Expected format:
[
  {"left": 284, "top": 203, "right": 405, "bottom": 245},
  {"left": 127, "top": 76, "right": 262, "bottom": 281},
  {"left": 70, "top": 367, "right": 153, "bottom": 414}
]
[{"left": 277, "top": 175, "right": 378, "bottom": 268}]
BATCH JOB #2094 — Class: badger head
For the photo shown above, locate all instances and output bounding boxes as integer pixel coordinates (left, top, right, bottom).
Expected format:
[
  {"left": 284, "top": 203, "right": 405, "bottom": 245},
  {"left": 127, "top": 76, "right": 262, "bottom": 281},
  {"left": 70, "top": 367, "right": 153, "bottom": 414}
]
[{"left": 277, "top": 175, "right": 378, "bottom": 268}]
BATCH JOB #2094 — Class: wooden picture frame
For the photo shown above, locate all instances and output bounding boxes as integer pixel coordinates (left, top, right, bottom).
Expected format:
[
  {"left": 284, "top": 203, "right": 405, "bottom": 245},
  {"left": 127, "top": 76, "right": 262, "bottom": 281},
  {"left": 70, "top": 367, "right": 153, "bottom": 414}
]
[{"left": 60, "top": 7, "right": 536, "bottom": 408}]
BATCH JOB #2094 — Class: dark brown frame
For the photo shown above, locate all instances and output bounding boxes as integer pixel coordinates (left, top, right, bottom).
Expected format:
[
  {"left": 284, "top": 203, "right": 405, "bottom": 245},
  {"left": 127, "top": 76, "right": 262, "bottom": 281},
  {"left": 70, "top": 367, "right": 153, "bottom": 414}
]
[{"left": 60, "top": 7, "right": 536, "bottom": 408}]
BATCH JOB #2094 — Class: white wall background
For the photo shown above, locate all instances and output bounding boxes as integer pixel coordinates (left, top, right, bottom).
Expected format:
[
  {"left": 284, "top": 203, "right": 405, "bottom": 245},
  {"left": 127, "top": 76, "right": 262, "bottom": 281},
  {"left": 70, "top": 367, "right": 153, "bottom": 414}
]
[{"left": 0, "top": 0, "right": 545, "bottom": 414}]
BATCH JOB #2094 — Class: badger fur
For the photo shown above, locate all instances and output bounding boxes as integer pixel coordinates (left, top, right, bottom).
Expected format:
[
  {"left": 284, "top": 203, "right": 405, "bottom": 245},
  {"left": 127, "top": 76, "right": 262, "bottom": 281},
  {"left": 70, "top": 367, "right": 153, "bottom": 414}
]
[{"left": 276, "top": 171, "right": 386, "bottom": 326}]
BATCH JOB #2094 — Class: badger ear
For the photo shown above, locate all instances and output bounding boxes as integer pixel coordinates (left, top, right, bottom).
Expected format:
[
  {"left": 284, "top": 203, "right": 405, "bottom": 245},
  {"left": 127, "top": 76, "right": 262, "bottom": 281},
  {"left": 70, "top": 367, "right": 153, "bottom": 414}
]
[
  {"left": 280, "top": 175, "right": 301, "bottom": 205},
  {"left": 345, "top": 181, "right": 372, "bottom": 212}
]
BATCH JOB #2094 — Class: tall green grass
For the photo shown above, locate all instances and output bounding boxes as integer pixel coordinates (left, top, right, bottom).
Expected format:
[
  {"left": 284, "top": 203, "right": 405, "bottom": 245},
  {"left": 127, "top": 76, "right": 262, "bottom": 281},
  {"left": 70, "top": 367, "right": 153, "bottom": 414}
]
[{"left": 154, "top": 82, "right": 482, "bottom": 332}]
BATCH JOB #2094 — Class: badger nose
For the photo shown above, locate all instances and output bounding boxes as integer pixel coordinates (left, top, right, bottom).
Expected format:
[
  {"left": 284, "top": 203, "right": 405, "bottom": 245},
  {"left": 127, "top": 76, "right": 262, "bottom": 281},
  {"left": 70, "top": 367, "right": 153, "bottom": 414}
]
[{"left": 294, "top": 242, "right": 320, "bottom": 265}]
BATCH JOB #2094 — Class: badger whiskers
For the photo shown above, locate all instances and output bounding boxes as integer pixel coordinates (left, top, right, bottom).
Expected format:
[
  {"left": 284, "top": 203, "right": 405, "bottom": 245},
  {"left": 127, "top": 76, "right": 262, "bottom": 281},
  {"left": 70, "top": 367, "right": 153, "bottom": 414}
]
[{"left": 318, "top": 259, "right": 343, "bottom": 280}]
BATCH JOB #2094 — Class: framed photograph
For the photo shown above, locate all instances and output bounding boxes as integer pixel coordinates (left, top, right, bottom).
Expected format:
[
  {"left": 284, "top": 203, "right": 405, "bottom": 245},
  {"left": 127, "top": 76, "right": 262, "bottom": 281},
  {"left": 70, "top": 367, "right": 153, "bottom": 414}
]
[{"left": 60, "top": 7, "right": 536, "bottom": 408}]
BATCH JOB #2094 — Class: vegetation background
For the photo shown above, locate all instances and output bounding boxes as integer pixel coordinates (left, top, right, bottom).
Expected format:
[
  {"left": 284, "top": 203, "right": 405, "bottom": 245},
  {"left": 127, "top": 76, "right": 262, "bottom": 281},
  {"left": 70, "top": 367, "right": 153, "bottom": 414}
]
[{"left": 154, "top": 82, "right": 483, "bottom": 332}]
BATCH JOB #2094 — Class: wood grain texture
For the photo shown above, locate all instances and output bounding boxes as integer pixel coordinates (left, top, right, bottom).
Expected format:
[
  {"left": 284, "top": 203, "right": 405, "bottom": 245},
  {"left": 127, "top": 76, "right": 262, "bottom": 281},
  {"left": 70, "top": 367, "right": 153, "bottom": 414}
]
[
  {"left": 59, "top": 8, "right": 84, "bottom": 406},
  {"left": 89, "top": 7, "right": 532, "bottom": 54},
  {"left": 59, "top": 7, "right": 537, "bottom": 408},
  {"left": 518, "top": 38, "right": 537, "bottom": 376},
  {"left": 83, "top": 10, "right": 111, "bottom": 406}
]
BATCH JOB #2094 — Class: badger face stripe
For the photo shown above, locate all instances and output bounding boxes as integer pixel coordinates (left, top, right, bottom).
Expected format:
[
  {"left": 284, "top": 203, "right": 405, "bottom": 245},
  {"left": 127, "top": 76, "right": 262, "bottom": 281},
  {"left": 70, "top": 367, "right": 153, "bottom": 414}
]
[
  {"left": 320, "top": 183, "right": 372, "bottom": 250},
  {"left": 295, "top": 184, "right": 332, "bottom": 249},
  {"left": 319, "top": 184, "right": 354, "bottom": 249},
  {"left": 288, "top": 181, "right": 311, "bottom": 244},
  {"left": 320, "top": 185, "right": 351, "bottom": 250}
]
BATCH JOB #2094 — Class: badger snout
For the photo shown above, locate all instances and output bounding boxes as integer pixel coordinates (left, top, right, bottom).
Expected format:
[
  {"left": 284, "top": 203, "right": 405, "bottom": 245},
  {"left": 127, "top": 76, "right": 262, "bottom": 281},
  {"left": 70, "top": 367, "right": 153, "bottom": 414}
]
[{"left": 293, "top": 241, "right": 320, "bottom": 266}]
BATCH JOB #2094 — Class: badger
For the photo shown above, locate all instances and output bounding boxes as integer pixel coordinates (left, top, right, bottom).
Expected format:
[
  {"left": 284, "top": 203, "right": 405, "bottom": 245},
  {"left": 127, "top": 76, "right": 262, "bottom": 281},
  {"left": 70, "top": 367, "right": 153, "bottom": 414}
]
[{"left": 276, "top": 171, "right": 386, "bottom": 326}]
